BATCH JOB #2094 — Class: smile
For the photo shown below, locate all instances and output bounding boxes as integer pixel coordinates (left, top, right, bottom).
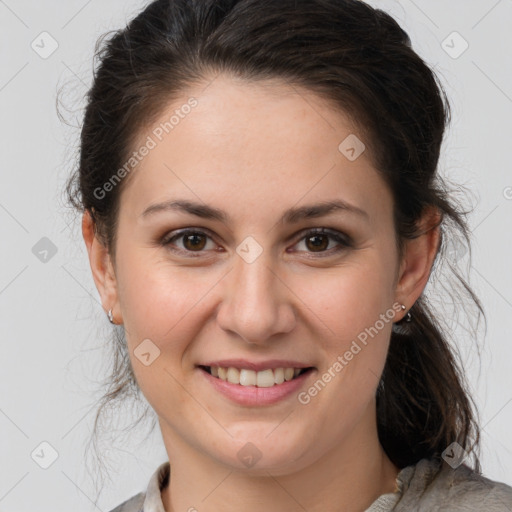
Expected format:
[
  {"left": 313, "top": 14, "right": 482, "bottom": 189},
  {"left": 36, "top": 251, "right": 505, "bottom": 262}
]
[{"left": 200, "top": 365, "right": 313, "bottom": 387}]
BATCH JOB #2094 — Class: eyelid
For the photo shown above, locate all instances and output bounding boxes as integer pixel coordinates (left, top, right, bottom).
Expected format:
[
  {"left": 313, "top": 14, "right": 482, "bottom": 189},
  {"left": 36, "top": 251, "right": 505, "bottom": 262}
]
[
  {"left": 288, "top": 227, "right": 353, "bottom": 254},
  {"left": 161, "top": 227, "right": 220, "bottom": 253}
]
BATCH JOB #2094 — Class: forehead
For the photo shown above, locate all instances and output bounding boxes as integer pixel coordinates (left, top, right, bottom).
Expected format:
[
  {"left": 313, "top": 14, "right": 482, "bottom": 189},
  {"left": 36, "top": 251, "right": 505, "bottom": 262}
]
[{"left": 119, "top": 74, "right": 390, "bottom": 222}]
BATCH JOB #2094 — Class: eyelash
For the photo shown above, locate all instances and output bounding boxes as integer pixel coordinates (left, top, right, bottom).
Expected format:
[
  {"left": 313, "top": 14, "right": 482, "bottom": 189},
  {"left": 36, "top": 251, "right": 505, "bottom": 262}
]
[{"left": 160, "top": 227, "right": 353, "bottom": 257}]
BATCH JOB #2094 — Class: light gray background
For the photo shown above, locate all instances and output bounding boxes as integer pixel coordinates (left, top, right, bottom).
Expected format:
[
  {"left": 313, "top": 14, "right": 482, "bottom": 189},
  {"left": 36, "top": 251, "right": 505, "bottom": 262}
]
[{"left": 1, "top": 0, "right": 511, "bottom": 510}]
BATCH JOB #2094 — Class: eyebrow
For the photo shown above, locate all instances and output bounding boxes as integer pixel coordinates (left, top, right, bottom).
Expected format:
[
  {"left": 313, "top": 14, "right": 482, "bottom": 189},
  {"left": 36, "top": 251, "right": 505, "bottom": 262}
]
[{"left": 140, "top": 199, "right": 369, "bottom": 224}]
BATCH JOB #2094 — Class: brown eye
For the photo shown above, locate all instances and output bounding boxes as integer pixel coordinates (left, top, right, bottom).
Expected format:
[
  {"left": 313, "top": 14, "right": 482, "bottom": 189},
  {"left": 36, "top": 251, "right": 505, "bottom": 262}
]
[
  {"left": 305, "top": 234, "right": 330, "bottom": 252},
  {"left": 162, "top": 229, "right": 216, "bottom": 254},
  {"left": 292, "top": 228, "right": 352, "bottom": 256},
  {"left": 182, "top": 232, "right": 207, "bottom": 251}
]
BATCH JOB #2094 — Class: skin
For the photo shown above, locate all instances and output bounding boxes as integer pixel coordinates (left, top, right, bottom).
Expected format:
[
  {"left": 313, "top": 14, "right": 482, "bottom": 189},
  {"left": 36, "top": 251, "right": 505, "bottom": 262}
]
[{"left": 83, "top": 74, "right": 440, "bottom": 512}]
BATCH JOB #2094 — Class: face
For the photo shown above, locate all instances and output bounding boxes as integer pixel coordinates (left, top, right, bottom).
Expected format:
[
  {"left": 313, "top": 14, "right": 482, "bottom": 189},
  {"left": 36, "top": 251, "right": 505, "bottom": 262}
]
[{"left": 98, "top": 74, "right": 412, "bottom": 474}]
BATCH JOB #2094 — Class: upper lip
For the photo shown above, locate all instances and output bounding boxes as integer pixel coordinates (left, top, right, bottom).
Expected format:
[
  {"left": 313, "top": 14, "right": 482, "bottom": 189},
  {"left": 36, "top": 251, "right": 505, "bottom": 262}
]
[{"left": 199, "top": 359, "right": 314, "bottom": 372}]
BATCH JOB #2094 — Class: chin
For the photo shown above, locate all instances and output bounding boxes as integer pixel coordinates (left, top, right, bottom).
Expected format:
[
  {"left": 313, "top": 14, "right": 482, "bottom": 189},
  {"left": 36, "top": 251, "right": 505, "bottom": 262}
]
[{"left": 205, "top": 426, "right": 313, "bottom": 475}]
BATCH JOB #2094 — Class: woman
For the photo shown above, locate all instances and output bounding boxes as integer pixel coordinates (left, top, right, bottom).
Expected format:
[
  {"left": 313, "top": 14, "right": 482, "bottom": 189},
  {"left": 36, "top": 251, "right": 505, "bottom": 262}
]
[{"left": 66, "top": 0, "right": 512, "bottom": 510}]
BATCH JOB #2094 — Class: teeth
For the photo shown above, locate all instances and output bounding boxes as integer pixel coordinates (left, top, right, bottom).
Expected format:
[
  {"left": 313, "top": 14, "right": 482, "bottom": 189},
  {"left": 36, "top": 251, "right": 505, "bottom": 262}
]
[
  {"left": 274, "top": 367, "right": 284, "bottom": 385},
  {"left": 284, "top": 368, "right": 295, "bottom": 381},
  {"left": 226, "top": 367, "right": 240, "bottom": 384},
  {"left": 256, "top": 369, "right": 275, "bottom": 388},
  {"left": 208, "top": 366, "right": 307, "bottom": 386},
  {"left": 239, "top": 368, "right": 256, "bottom": 386}
]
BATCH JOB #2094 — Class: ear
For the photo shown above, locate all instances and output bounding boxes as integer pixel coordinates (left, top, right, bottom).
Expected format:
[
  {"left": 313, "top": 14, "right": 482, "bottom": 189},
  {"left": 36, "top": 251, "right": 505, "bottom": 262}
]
[
  {"left": 394, "top": 207, "right": 441, "bottom": 320},
  {"left": 82, "top": 210, "right": 121, "bottom": 324}
]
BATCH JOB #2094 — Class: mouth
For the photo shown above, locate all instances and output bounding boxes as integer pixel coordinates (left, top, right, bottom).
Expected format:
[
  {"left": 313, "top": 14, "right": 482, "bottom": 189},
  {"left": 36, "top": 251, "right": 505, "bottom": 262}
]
[{"left": 198, "top": 365, "right": 315, "bottom": 388}]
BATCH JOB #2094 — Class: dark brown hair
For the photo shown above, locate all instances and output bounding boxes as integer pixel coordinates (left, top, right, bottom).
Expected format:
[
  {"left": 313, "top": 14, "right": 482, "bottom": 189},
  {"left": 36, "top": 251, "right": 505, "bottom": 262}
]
[{"left": 64, "top": 0, "right": 484, "bottom": 488}]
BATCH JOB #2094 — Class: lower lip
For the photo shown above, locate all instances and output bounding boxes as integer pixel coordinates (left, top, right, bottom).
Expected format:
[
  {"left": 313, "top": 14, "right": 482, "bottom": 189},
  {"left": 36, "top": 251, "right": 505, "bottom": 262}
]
[{"left": 198, "top": 367, "right": 315, "bottom": 406}]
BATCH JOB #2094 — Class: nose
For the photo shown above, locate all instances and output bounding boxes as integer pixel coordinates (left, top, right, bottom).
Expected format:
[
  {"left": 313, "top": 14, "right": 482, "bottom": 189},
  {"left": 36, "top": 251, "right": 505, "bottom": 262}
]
[{"left": 216, "top": 248, "right": 297, "bottom": 345}]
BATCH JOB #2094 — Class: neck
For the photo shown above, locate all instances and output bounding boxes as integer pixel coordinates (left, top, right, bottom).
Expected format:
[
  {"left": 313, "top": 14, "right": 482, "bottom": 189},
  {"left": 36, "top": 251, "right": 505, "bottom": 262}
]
[{"left": 159, "top": 404, "right": 400, "bottom": 512}]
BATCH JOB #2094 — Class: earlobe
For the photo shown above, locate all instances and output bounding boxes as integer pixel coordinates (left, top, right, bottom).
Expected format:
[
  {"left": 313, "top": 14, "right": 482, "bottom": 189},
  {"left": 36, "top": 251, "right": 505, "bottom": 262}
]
[
  {"left": 394, "top": 207, "right": 442, "bottom": 320},
  {"left": 82, "top": 210, "right": 120, "bottom": 321}
]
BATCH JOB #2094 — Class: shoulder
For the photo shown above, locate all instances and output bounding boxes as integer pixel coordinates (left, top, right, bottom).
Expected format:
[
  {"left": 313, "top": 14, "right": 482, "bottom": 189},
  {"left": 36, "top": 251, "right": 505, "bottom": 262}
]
[
  {"left": 107, "top": 461, "right": 170, "bottom": 512},
  {"left": 397, "top": 457, "right": 512, "bottom": 511},
  {"left": 108, "top": 491, "right": 145, "bottom": 512},
  {"left": 439, "top": 462, "right": 512, "bottom": 511}
]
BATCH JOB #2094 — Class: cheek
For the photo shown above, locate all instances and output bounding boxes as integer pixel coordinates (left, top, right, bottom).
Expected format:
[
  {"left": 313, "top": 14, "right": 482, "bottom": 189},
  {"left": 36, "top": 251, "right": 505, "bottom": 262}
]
[
  {"left": 114, "top": 257, "right": 212, "bottom": 406},
  {"left": 301, "top": 267, "right": 395, "bottom": 411},
  {"left": 295, "top": 256, "right": 398, "bottom": 398},
  {"left": 115, "top": 249, "right": 220, "bottom": 350},
  {"left": 297, "top": 261, "right": 396, "bottom": 337}
]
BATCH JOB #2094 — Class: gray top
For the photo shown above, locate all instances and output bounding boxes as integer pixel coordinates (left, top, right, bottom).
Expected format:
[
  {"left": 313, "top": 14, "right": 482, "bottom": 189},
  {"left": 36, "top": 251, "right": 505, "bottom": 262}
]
[{"left": 109, "top": 457, "right": 512, "bottom": 511}]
